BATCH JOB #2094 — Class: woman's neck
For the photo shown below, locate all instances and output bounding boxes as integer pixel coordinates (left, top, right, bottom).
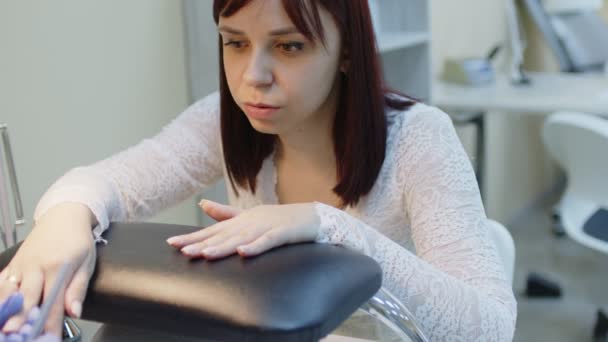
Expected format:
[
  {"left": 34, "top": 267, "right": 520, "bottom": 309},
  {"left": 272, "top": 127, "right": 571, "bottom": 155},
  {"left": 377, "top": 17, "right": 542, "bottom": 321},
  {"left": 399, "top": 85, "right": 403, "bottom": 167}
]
[
  {"left": 275, "top": 123, "right": 335, "bottom": 171},
  {"left": 274, "top": 120, "right": 343, "bottom": 209}
]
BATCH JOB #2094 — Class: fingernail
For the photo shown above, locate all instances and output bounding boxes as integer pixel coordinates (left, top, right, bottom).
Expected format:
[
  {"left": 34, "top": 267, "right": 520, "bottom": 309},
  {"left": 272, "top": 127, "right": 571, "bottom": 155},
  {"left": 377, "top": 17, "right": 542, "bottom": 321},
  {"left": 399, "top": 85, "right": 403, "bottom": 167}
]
[
  {"left": 166, "top": 237, "right": 180, "bottom": 245},
  {"left": 3, "top": 318, "right": 20, "bottom": 333},
  {"left": 181, "top": 245, "right": 199, "bottom": 255},
  {"left": 198, "top": 199, "right": 208, "bottom": 208},
  {"left": 71, "top": 300, "right": 82, "bottom": 318},
  {"left": 202, "top": 247, "right": 215, "bottom": 256}
]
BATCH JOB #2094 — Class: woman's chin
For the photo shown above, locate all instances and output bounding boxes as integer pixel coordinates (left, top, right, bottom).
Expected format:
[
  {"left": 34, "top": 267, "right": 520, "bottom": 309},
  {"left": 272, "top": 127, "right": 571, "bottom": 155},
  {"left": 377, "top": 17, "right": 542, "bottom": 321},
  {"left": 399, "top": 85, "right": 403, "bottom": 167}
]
[{"left": 248, "top": 119, "right": 280, "bottom": 135}]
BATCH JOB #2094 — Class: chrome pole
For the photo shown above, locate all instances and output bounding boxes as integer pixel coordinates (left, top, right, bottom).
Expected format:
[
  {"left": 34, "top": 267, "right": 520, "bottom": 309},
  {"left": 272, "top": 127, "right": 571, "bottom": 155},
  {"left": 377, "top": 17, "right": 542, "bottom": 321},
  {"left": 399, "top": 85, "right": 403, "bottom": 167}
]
[
  {"left": 0, "top": 124, "right": 20, "bottom": 248},
  {"left": 0, "top": 125, "right": 25, "bottom": 227},
  {"left": 360, "top": 287, "right": 429, "bottom": 342}
]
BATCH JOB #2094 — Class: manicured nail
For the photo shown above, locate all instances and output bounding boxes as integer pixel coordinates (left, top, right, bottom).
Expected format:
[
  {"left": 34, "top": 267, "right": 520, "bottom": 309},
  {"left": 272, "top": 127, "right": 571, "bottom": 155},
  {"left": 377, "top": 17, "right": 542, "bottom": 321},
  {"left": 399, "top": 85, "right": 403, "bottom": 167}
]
[
  {"left": 198, "top": 199, "right": 208, "bottom": 208},
  {"left": 202, "top": 247, "right": 215, "bottom": 256},
  {"left": 3, "top": 318, "right": 20, "bottom": 333},
  {"left": 181, "top": 245, "right": 199, "bottom": 255},
  {"left": 71, "top": 300, "right": 82, "bottom": 318},
  {"left": 166, "top": 237, "right": 180, "bottom": 245}
]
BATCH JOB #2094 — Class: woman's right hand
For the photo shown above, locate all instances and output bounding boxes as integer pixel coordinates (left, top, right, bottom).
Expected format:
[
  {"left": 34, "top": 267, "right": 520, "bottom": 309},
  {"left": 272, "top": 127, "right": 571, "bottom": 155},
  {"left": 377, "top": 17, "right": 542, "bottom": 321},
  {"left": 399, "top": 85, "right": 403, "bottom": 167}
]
[{"left": 0, "top": 203, "right": 98, "bottom": 337}]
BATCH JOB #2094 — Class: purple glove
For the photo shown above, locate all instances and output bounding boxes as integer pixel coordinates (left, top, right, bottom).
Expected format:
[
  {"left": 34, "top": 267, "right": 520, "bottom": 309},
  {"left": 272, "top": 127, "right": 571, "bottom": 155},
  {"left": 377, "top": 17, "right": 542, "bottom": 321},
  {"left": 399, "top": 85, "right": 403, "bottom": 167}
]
[
  {"left": 0, "top": 293, "right": 23, "bottom": 329},
  {"left": 29, "top": 333, "right": 61, "bottom": 342},
  {"left": 0, "top": 332, "right": 61, "bottom": 342},
  {"left": 0, "top": 296, "right": 60, "bottom": 342}
]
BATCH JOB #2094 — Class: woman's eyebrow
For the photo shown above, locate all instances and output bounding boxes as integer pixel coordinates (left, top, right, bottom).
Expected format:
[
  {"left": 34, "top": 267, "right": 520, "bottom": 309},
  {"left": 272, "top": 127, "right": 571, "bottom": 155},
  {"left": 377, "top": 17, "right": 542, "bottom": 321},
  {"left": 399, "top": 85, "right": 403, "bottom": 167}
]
[{"left": 217, "top": 25, "right": 300, "bottom": 36}]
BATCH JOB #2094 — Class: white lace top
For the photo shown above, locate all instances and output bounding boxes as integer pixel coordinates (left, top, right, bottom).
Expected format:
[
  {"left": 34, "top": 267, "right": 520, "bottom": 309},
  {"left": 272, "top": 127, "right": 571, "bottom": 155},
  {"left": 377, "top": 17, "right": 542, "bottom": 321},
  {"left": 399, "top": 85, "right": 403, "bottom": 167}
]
[{"left": 34, "top": 92, "right": 516, "bottom": 341}]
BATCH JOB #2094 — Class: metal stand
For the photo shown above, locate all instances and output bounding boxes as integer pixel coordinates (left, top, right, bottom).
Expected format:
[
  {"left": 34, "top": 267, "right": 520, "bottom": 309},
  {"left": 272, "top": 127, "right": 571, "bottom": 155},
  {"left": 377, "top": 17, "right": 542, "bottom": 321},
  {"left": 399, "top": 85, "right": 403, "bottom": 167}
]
[
  {"left": 360, "top": 287, "right": 429, "bottom": 342},
  {"left": 63, "top": 317, "right": 82, "bottom": 342}
]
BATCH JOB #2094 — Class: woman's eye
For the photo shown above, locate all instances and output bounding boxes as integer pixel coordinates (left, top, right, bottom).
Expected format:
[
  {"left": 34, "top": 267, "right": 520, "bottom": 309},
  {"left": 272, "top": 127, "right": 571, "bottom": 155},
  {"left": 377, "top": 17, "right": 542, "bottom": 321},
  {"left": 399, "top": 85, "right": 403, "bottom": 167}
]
[
  {"left": 224, "top": 40, "right": 246, "bottom": 49},
  {"left": 278, "top": 42, "right": 304, "bottom": 53}
]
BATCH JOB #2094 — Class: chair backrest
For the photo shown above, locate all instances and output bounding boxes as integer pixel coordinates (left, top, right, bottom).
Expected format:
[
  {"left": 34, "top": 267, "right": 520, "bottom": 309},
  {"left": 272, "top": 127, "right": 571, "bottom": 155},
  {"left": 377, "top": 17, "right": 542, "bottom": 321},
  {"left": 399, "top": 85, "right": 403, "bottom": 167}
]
[
  {"left": 521, "top": 0, "right": 608, "bottom": 73},
  {"left": 542, "top": 112, "right": 608, "bottom": 207},
  {"left": 487, "top": 220, "right": 515, "bottom": 286}
]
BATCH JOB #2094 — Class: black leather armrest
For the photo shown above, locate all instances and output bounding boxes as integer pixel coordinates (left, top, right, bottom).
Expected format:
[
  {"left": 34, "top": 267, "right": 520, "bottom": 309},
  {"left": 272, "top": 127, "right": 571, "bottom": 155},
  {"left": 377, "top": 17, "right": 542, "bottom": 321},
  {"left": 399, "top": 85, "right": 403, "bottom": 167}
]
[{"left": 0, "top": 223, "right": 382, "bottom": 341}]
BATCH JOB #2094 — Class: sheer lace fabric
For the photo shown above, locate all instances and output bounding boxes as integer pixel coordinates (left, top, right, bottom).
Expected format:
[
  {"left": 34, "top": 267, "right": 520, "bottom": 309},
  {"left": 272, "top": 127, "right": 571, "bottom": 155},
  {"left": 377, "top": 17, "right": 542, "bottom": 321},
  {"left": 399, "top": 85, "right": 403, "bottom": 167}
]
[{"left": 35, "top": 92, "right": 516, "bottom": 341}]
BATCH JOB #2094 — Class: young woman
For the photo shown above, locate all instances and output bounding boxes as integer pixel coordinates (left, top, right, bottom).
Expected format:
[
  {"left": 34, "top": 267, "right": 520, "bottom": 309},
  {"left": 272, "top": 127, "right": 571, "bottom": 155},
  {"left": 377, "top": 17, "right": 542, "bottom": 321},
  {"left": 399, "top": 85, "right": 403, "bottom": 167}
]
[{"left": 0, "top": 0, "right": 516, "bottom": 340}]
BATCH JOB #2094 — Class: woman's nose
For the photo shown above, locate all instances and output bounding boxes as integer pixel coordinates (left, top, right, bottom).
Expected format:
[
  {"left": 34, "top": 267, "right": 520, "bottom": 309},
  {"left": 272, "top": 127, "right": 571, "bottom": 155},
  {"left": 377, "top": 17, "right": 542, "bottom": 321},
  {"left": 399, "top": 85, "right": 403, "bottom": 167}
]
[{"left": 243, "top": 50, "right": 273, "bottom": 88}]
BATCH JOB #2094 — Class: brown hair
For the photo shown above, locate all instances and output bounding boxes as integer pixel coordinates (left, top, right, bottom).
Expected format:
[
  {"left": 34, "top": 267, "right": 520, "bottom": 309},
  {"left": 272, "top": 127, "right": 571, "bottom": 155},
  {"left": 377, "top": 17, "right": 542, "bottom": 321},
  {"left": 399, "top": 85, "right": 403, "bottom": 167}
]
[{"left": 213, "top": 0, "right": 415, "bottom": 207}]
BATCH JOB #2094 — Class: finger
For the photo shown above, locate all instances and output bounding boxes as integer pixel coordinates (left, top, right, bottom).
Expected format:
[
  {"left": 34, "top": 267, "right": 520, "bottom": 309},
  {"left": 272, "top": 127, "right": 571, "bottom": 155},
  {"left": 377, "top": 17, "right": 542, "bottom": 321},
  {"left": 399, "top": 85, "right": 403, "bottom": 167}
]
[
  {"left": 237, "top": 229, "right": 288, "bottom": 257},
  {"left": 202, "top": 230, "right": 261, "bottom": 260},
  {"left": 64, "top": 267, "right": 91, "bottom": 319},
  {"left": 0, "top": 274, "right": 19, "bottom": 303},
  {"left": 180, "top": 227, "right": 238, "bottom": 258},
  {"left": 42, "top": 271, "right": 69, "bottom": 336},
  {"left": 0, "top": 267, "right": 20, "bottom": 292},
  {"left": 200, "top": 200, "right": 241, "bottom": 222},
  {"left": 2, "top": 269, "right": 44, "bottom": 333},
  {"left": 167, "top": 221, "right": 229, "bottom": 248}
]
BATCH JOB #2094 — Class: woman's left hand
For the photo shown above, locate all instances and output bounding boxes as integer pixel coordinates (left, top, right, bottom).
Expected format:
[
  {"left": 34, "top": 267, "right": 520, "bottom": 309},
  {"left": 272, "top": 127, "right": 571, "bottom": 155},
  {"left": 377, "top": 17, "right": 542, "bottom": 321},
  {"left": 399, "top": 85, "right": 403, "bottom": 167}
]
[{"left": 166, "top": 200, "right": 320, "bottom": 260}]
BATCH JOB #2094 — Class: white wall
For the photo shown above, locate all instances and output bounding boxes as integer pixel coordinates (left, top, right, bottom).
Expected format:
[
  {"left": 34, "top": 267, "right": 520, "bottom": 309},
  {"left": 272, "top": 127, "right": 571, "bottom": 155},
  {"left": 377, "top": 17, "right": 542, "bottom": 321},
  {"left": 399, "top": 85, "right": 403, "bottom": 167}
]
[{"left": 0, "top": 0, "right": 195, "bottom": 242}]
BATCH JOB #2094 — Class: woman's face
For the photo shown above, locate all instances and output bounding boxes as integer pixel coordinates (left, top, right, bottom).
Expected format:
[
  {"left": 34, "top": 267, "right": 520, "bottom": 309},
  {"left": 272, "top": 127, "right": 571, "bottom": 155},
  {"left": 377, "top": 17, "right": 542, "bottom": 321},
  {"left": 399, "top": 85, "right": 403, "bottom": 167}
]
[{"left": 218, "top": 0, "right": 343, "bottom": 136}]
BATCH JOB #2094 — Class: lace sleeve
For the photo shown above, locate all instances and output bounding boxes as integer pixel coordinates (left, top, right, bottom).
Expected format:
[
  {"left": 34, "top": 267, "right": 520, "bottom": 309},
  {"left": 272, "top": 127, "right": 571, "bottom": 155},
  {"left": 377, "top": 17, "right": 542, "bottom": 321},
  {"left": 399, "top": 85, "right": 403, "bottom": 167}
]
[
  {"left": 314, "top": 107, "right": 516, "bottom": 341},
  {"left": 34, "top": 92, "right": 224, "bottom": 242}
]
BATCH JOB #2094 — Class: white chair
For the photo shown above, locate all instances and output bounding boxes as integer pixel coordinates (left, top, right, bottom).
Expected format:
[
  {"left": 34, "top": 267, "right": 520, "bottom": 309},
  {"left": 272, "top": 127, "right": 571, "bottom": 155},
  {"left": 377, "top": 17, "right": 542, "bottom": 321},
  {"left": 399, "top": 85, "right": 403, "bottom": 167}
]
[
  {"left": 488, "top": 220, "right": 516, "bottom": 285},
  {"left": 542, "top": 111, "right": 608, "bottom": 254},
  {"left": 542, "top": 111, "right": 608, "bottom": 340}
]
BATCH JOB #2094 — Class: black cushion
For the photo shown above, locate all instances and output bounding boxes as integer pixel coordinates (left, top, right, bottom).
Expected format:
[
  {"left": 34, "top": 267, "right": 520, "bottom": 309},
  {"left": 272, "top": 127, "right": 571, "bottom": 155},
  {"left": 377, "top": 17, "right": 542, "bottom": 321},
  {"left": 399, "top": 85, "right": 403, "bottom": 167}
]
[
  {"left": 0, "top": 222, "right": 382, "bottom": 341},
  {"left": 583, "top": 208, "right": 608, "bottom": 243}
]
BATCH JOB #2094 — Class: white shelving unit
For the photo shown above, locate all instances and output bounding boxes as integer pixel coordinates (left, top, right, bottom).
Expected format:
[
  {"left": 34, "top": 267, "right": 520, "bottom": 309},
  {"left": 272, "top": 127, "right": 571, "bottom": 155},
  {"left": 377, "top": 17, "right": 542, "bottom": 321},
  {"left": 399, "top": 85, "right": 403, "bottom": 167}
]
[
  {"left": 377, "top": 31, "right": 429, "bottom": 53},
  {"left": 373, "top": 0, "right": 431, "bottom": 101}
]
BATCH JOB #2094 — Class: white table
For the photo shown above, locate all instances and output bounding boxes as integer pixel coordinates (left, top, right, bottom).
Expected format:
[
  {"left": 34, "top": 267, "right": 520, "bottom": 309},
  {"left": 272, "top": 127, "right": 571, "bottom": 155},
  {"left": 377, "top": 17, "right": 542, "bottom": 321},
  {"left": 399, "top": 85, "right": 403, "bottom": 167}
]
[
  {"left": 433, "top": 71, "right": 608, "bottom": 115},
  {"left": 431, "top": 71, "right": 608, "bottom": 197}
]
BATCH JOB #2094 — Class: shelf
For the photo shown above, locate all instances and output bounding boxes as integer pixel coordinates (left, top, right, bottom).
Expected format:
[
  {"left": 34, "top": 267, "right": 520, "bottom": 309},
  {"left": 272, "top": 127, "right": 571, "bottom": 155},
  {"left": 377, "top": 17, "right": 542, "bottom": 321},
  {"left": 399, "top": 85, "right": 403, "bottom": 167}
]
[{"left": 377, "top": 31, "right": 429, "bottom": 53}]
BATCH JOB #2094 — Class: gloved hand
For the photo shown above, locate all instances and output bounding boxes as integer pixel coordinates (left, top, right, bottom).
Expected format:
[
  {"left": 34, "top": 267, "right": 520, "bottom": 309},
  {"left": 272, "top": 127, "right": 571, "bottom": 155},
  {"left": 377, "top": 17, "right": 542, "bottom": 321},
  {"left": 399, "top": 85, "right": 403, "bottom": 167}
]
[
  {"left": 0, "top": 293, "right": 61, "bottom": 342},
  {"left": 0, "top": 293, "right": 23, "bottom": 328}
]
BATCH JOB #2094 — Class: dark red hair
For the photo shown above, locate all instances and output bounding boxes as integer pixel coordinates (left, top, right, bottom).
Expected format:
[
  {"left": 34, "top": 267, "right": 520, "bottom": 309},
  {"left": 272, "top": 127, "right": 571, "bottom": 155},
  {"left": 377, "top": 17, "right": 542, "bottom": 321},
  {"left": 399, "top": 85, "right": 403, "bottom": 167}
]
[{"left": 213, "top": 0, "right": 415, "bottom": 207}]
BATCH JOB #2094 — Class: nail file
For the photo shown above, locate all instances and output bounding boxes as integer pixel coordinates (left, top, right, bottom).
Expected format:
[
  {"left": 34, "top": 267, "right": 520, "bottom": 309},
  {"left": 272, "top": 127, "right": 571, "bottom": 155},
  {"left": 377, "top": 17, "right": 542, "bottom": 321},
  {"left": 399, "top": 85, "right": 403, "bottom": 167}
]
[{"left": 25, "top": 262, "right": 71, "bottom": 342}]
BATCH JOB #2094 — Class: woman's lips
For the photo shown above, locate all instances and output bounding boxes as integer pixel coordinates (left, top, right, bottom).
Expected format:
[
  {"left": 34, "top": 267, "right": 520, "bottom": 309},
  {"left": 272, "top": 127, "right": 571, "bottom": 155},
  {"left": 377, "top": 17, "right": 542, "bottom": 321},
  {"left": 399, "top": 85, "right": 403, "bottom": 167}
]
[{"left": 243, "top": 103, "right": 281, "bottom": 119}]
